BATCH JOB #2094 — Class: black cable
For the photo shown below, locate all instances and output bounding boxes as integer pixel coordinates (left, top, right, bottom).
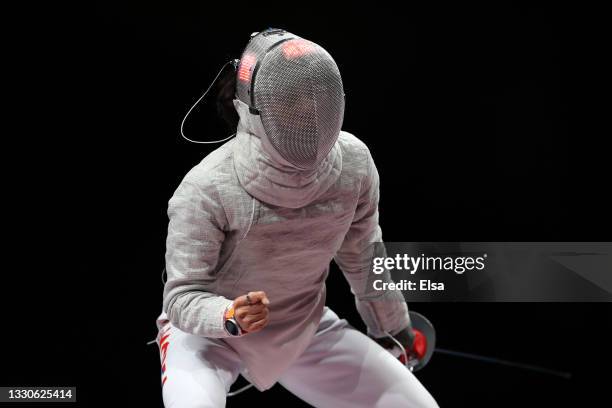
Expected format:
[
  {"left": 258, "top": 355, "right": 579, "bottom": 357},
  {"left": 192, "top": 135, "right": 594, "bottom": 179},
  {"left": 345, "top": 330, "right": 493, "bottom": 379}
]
[{"left": 435, "top": 347, "right": 572, "bottom": 379}]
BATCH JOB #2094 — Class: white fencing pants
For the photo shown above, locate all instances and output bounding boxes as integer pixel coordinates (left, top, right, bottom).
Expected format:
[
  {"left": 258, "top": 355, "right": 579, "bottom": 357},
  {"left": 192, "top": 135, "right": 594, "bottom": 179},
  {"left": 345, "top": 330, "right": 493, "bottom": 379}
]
[{"left": 157, "top": 307, "right": 438, "bottom": 408}]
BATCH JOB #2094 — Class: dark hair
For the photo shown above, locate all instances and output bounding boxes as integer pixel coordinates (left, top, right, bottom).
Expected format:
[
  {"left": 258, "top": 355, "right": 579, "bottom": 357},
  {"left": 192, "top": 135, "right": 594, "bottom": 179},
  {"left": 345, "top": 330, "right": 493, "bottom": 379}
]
[{"left": 215, "top": 64, "right": 239, "bottom": 133}]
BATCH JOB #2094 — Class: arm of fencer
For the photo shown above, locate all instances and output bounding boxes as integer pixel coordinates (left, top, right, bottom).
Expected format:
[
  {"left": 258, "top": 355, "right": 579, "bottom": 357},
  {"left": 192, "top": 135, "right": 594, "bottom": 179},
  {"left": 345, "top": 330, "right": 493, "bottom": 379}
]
[
  {"left": 162, "top": 180, "right": 234, "bottom": 338},
  {"left": 333, "top": 146, "right": 411, "bottom": 338}
]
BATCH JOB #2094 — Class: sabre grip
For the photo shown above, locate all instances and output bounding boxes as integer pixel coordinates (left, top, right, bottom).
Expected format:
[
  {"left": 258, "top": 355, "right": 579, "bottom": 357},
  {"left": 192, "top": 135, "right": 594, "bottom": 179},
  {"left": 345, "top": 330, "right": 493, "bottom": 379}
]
[
  {"left": 399, "top": 329, "right": 427, "bottom": 364},
  {"left": 372, "top": 327, "right": 427, "bottom": 363},
  {"left": 371, "top": 312, "right": 436, "bottom": 371}
]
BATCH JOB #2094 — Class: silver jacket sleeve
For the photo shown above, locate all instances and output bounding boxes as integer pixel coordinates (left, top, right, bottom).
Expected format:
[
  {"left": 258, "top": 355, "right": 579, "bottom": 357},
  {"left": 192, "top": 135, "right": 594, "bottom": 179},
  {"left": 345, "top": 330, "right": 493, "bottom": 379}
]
[
  {"left": 162, "top": 181, "right": 234, "bottom": 338},
  {"left": 334, "top": 146, "right": 411, "bottom": 338}
]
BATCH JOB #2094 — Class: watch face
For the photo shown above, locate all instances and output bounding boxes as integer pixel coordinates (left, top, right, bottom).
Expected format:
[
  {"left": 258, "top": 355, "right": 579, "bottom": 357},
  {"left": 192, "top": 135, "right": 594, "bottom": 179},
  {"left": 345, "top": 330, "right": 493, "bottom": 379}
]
[{"left": 225, "top": 319, "right": 239, "bottom": 336}]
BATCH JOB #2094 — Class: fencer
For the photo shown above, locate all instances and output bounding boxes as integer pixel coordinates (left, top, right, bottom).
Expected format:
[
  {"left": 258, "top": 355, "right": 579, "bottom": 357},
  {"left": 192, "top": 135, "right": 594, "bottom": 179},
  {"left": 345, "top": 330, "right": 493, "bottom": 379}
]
[{"left": 155, "top": 28, "right": 439, "bottom": 408}]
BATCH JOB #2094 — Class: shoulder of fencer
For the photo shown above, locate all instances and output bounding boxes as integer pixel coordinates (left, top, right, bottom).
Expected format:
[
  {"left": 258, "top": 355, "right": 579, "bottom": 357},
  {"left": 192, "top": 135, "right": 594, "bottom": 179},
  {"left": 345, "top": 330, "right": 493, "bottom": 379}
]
[
  {"left": 337, "top": 130, "right": 367, "bottom": 151},
  {"left": 174, "top": 139, "right": 238, "bottom": 198},
  {"left": 168, "top": 139, "right": 255, "bottom": 229},
  {"left": 337, "top": 130, "right": 374, "bottom": 175}
]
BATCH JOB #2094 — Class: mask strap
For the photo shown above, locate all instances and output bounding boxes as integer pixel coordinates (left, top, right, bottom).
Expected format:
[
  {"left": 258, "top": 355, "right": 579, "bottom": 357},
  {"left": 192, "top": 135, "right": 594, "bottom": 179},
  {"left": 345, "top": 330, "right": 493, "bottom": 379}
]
[{"left": 180, "top": 59, "right": 239, "bottom": 144}]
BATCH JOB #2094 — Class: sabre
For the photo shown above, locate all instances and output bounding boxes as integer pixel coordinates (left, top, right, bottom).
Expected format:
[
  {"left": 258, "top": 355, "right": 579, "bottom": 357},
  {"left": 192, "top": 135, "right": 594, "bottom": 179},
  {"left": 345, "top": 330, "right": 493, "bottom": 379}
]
[
  {"left": 434, "top": 347, "right": 572, "bottom": 379},
  {"left": 400, "top": 311, "right": 572, "bottom": 379}
]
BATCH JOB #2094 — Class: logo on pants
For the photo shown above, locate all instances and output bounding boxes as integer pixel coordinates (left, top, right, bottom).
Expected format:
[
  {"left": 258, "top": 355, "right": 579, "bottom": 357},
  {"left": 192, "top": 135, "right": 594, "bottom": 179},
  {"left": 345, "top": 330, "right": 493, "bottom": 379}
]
[{"left": 159, "top": 326, "right": 171, "bottom": 386}]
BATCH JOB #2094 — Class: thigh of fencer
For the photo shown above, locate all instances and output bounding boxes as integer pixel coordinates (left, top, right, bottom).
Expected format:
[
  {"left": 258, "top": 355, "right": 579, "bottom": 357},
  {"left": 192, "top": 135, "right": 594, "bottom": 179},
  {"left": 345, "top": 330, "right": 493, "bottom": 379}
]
[
  {"left": 277, "top": 307, "right": 439, "bottom": 408},
  {"left": 157, "top": 323, "right": 243, "bottom": 408}
]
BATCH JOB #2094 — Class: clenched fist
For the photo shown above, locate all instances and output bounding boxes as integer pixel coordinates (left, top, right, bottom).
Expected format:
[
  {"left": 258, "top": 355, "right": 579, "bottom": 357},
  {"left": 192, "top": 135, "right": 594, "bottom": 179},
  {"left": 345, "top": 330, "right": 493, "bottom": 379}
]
[{"left": 232, "top": 291, "right": 270, "bottom": 333}]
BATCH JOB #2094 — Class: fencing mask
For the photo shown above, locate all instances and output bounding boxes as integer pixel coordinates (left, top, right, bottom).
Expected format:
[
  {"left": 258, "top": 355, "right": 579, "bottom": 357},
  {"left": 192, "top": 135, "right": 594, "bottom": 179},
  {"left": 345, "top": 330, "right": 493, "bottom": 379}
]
[{"left": 235, "top": 28, "right": 345, "bottom": 171}]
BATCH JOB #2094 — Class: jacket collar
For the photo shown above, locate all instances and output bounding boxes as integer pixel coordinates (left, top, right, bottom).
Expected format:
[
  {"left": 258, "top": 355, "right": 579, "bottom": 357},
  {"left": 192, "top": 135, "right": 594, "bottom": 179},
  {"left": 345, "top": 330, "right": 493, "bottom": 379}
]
[{"left": 232, "top": 99, "right": 342, "bottom": 208}]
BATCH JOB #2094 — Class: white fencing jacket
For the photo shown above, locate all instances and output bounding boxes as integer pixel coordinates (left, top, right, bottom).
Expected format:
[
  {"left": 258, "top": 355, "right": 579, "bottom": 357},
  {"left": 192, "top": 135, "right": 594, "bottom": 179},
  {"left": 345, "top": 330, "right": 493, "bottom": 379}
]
[{"left": 158, "top": 102, "right": 410, "bottom": 390}]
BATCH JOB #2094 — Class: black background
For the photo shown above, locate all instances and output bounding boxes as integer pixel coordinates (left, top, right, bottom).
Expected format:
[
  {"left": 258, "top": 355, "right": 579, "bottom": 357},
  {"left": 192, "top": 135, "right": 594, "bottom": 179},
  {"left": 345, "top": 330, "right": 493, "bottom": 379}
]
[{"left": 3, "top": 2, "right": 610, "bottom": 407}]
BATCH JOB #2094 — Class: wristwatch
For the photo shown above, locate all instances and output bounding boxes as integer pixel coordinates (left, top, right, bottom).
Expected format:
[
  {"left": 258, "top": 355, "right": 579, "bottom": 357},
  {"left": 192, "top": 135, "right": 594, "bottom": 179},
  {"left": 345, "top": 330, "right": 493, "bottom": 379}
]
[{"left": 223, "top": 304, "right": 243, "bottom": 336}]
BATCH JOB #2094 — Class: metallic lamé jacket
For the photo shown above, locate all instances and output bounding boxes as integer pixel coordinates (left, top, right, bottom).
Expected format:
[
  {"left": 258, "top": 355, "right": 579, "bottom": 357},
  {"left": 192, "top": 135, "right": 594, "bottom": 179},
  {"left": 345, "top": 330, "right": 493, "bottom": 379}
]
[{"left": 157, "top": 102, "right": 410, "bottom": 390}]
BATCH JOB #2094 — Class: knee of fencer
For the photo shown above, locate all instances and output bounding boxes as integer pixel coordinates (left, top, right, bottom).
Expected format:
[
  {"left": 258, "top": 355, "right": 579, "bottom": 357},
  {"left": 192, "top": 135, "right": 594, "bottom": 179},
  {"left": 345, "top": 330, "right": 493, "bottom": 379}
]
[
  {"left": 378, "top": 394, "right": 439, "bottom": 408},
  {"left": 402, "top": 390, "right": 439, "bottom": 408},
  {"left": 374, "top": 382, "right": 439, "bottom": 408}
]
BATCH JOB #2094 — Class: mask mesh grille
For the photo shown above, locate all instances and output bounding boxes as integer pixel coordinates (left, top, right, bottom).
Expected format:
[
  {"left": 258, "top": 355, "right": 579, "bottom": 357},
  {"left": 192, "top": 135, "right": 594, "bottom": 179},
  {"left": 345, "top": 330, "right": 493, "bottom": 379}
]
[{"left": 236, "top": 32, "right": 344, "bottom": 169}]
